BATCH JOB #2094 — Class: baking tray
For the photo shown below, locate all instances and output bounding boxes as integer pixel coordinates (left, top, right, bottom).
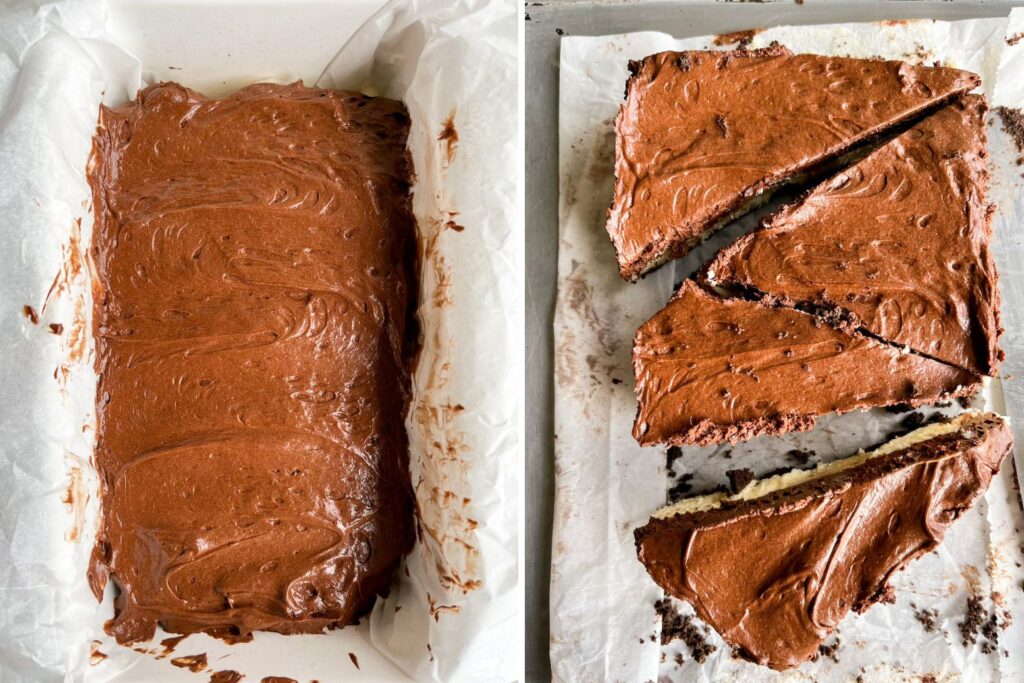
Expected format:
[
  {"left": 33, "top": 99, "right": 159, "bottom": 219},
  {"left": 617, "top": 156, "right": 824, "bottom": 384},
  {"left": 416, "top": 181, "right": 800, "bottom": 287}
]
[
  {"left": 102, "top": 6, "right": 406, "bottom": 678},
  {"left": 525, "top": 1, "right": 1024, "bottom": 680}
]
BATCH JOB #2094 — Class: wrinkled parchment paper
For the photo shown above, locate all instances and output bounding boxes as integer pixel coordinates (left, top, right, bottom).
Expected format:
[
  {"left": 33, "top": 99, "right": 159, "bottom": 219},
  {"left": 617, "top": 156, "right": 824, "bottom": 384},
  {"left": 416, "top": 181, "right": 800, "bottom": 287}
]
[
  {"left": 0, "top": 0, "right": 519, "bottom": 681},
  {"left": 553, "top": 17, "right": 1024, "bottom": 683}
]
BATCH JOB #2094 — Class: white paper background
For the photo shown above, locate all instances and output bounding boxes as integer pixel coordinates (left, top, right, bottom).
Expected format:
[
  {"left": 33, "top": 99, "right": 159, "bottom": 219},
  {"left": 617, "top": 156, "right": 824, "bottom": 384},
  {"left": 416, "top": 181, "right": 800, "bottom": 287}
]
[
  {"left": 553, "top": 17, "right": 1024, "bottom": 683},
  {"left": 0, "top": 0, "right": 520, "bottom": 681}
]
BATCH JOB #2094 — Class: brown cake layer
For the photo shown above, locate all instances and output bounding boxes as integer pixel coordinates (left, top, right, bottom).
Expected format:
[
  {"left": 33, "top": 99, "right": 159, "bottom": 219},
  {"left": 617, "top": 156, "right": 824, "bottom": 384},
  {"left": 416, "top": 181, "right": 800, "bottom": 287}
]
[
  {"left": 633, "top": 281, "right": 980, "bottom": 447},
  {"left": 87, "top": 82, "right": 417, "bottom": 644},
  {"left": 635, "top": 412, "right": 1012, "bottom": 670},
  {"left": 607, "top": 46, "right": 981, "bottom": 280},
  {"left": 705, "top": 95, "right": 1001, "bottom": 376}
]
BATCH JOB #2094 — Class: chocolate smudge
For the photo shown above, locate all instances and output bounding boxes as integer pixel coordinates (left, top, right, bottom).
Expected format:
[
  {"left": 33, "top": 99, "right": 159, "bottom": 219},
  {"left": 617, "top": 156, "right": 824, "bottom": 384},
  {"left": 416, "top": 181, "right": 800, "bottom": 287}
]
[
  {"left": 438, "top": 114, "right": 458, "bottom": 164},
  {"left": 170, "top": 653, "right": 208, "bottom": 672}
]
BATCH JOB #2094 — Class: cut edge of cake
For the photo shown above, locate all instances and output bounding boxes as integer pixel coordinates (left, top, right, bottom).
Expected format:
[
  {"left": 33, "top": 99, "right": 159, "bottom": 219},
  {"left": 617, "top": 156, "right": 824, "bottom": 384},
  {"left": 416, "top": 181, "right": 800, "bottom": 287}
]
[
  {"left": 634, "top": 410, "right": 1012, "bottom": 669},
  {"left": 648, "top": 411, "right": 997, "bottom": 521}
]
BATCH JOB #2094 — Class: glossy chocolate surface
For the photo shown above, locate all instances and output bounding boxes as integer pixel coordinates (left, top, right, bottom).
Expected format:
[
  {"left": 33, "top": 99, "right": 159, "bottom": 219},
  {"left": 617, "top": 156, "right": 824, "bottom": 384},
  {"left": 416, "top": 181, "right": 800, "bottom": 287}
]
[
  {"left": 87, "top": 82, "right": 416, "bottom": 643},
  {"left": 635, "top": 413, "right": 1011, "bottom": 670},
  {"left": 633, "top": 282, "right": 980, "bottom": 446},
  {"left": 708, "top": 96, "right": 1001, "bottom": 375},
  {"left": 607, "top": 47, "right": 980, "bottom": 279}
]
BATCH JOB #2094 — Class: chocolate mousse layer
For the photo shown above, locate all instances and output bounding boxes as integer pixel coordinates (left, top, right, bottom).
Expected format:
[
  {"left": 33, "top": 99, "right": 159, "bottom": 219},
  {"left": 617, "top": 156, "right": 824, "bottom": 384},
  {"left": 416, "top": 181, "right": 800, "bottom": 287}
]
[
  {"left": 634, "top": 411, "right": 1011, "bottom": 670},
  {"left": 87, "top": 82, "right": 416, "bottom": 644},
  {"left": 633, "top": 281, "right": 980, "bottom": 447},
  {"left": 706, "top": 96, "right": 1001, "bottom": 376},
  {"left": 607, "top": 46, "right": 981, "bottom": 280}
]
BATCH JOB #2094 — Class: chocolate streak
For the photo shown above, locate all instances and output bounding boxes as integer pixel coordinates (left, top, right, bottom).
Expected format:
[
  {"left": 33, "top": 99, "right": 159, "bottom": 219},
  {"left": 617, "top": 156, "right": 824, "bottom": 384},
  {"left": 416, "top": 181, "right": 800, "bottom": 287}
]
[
  {"left": 635, "top": 413, "right": 1012, "bottom": 670},
  {"left": 633, "top": 281, "right": 980, "bottom": 447},
  {"left": 708, "top": 96, "right": 1001, "bottom": 376},
  {"left": 87, "top": 82, "right": 416, "bottom": 644},
  {"left": 607, "top": 46, "right": 980, "bottom": 280}
]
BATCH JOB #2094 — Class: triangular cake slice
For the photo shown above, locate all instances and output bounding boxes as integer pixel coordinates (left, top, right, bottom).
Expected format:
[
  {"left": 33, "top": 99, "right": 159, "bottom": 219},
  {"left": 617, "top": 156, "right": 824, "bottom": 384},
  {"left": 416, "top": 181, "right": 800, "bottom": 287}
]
[
  {"left": 607, "top": 46, "right": 981, "bottom": 280},
  {"left": 634, "top": 411, "right": 1011, "bottom": 670},
  {"left": 633, "top": 281, "right": 980, "bottom": 447},
  {"left": 705, "top": 95, "right": 1001, "bottom": 376}
]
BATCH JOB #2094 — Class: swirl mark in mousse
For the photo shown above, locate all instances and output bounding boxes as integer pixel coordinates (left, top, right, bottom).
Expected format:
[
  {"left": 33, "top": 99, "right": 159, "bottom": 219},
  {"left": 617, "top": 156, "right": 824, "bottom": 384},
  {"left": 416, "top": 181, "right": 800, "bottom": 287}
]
[{"left": 87, "top": 82, "right": 417, "bottom": 644}]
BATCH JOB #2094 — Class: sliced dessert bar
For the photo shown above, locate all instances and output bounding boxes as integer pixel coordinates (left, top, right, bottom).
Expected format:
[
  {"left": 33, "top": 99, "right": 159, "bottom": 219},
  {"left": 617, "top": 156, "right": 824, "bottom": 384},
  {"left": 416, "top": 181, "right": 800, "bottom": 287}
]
[
  {"left": 705, "top": 95, "right": 1001, "bottom": 376},
  {"left": 633, "top": 281, "right": 980, "bottom": 447},
  {"left": 634, "top": 412, "right": 1011, "bottom": 669},
  {"left": 607, "top": 46, "right": 980, "bottom": 280}
]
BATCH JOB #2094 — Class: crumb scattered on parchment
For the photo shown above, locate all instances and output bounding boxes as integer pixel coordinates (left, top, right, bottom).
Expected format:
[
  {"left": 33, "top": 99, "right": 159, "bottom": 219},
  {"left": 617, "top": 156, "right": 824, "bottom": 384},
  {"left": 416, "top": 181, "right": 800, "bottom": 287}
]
[
  {"left": 980, "top": 610, "right": 1000, "bottom": 654},
  {"left": 655, "top": 598, "right": 717, "bottom": 662},
  {"left": 959, "top": 593, "right": 1009, "bottom": 653},
  {"left": 816, "top": 637, "right": 841, "bottom": 663},
  {"left": 22, "top": 304, "right": 39, "bottom": 324},
  {"left": 907, "top": 44, "right": 932, "bottom": 63},
  {"left": 1007, "top": 32, "right": 1024, "bottom": 46},
  {"left": 960, "top": 599, "right": 983, "bottom": 646},
  {"left": 912, "top": 603, "right": 940, "bottom": 633},
  {"left": 348, "top": 652, "right": 360, "bottom": 670},
  {"left": 995, "top": 106, "right": 1024, "bottom": 165}
]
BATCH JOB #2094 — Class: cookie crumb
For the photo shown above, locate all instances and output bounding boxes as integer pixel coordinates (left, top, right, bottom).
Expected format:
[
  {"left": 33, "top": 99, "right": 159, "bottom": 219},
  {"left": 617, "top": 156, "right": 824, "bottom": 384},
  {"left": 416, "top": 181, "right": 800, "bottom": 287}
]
[
  {"left": 786, "top": 448, "right": 814, "bottom": 466},
  {"left": 960, "top": 595, "right": 985, "bottom": 646},
  {"left": 668, "top": 473, "right": 694, "bottom": 503},
  {"left": 912, "top": 603, "right": 940, "bottom": 633},
  {"left": 654, "top": 599, "right": 717, "bottom": 662},
  {"left": 726, "top": 468, "right": 754, "bottom": 494},
  {"left": 995, "top": 106, "right": 1024, "bottom": 165},
  {"left": 817, "top": 637, "right": 841, "bottom": 663}
]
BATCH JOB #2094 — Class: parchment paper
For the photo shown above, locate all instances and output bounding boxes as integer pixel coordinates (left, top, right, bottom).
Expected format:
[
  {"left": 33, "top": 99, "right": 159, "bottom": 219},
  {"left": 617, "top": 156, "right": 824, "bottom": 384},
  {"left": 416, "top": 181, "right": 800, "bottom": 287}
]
[
  {"left": 553, "top": 16, "right": 1024, "bottom": 683},
  {"left": 0, "top": 0, "right": 520, "bottom": 681}
]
